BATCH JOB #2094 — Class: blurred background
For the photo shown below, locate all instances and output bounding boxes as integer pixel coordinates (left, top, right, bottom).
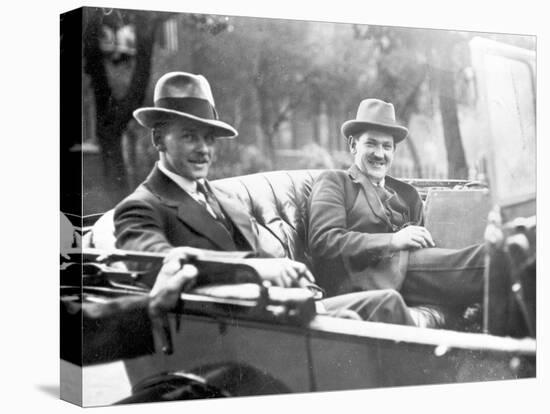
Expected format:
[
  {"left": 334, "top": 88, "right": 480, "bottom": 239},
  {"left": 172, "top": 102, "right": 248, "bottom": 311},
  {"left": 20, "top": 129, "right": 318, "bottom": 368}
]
[{"left": 71, "top": 7, "right": 535, "bottom": 214}]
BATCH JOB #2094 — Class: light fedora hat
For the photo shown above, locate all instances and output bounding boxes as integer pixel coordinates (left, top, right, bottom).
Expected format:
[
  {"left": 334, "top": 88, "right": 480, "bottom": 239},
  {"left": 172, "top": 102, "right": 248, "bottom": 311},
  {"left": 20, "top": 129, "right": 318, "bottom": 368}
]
[
  {"left": 134, "top": 71, "right": 238, "bottom": 138},
  {"left": 341, "top": 98, "right": 408, "bottom": 143}
]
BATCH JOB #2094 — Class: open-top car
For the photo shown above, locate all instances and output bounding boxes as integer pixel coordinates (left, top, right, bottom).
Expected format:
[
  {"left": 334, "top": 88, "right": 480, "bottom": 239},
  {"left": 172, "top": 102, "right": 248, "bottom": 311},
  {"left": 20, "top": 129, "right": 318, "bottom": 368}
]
[{"left": 60, "top": 36, "right": 536, "bottom": 406}]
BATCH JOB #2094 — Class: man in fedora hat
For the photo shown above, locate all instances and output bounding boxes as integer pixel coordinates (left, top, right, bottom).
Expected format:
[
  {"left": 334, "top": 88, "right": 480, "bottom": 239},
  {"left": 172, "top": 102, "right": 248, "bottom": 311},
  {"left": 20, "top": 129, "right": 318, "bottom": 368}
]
[
  {"left": 115, "top": 71, "right": 308, "bottom": 288},
  {"left": 113, "top": 73, "right": 423, "bottom": 325},
  {"left": 308, "top": 98, "right": 486, "bottom": 311}
]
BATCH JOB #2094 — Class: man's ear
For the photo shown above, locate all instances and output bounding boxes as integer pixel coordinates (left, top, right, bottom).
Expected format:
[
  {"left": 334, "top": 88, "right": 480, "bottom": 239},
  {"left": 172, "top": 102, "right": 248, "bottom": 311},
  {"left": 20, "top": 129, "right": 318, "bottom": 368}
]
[
  {"left": 151, "top": 129, "right": 165, "bottom": 151},
  {"left": 347, "top": 135, "right": 357, "bottom": 154}
]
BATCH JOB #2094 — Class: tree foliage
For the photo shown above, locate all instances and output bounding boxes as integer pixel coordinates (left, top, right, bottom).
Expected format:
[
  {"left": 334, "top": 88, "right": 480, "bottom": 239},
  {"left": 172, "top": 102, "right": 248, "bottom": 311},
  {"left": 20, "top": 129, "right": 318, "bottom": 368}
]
[
  {"left": 82, "top": 9, "right": 535, "bottom": 212},
  {"left": 354, "top": 25, "right": 472, "bottom": 178},
  {"left": 83, "top": 8, "right": 229, "bottom": 201}
]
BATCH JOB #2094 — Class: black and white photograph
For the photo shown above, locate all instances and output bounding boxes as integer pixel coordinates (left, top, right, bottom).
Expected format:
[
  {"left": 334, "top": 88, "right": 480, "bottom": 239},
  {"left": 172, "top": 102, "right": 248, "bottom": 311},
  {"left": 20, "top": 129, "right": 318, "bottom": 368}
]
[
  {"left": 5, "top": 1, "right": 547, "bottom": 413},
  {"left": 59, "top": 2, "right": 539, "bottom": 408}
]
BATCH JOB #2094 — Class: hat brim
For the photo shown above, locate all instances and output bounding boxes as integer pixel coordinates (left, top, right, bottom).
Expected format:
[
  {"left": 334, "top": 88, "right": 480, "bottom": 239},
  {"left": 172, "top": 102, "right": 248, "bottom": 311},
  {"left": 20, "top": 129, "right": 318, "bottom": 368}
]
[
  {"left": 134, "top": 108, "right": 238, "bottom": 138},
  {"left": 341, "top": 120, "right": 408, "bottom": 143}
]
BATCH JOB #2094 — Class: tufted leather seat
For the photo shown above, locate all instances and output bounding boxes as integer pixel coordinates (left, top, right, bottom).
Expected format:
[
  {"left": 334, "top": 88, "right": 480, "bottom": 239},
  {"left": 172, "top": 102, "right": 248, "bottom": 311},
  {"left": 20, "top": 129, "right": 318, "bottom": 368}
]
[
  {"left": 211, "top": 170, "right": 322, "bottom": 269},
  {"left": 88, "top": 169, "right": 449, "bottom": 328}
]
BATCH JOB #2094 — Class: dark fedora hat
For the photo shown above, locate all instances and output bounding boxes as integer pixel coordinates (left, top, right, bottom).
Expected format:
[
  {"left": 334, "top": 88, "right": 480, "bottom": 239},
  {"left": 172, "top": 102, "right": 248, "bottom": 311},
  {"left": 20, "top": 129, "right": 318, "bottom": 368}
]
[
  {"left": 341, "top": 98, "right": 408, "bottom": 143},
  {"left": 134, "top": 71, "right": 238, "bottom": 138}
]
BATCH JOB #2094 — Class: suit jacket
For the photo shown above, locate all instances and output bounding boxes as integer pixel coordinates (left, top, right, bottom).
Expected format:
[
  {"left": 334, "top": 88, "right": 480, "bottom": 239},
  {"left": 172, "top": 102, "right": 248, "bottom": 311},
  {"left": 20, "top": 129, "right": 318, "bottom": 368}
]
[
  {"left": 307, "top": 165, "right": 424, "bottom": 296},
  {"left": 114, "top": 165, "right": 286, "bottom": 264}
]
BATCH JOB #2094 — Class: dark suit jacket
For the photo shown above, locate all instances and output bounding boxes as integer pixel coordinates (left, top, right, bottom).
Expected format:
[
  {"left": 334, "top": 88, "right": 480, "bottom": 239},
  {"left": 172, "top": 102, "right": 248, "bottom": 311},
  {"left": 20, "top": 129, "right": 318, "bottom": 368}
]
[
  {"left": 114, "top": 165, "right": 286, "bottom": 262},
  {"left": 307, "top": 165, "right": 423, "bottom": 296}
]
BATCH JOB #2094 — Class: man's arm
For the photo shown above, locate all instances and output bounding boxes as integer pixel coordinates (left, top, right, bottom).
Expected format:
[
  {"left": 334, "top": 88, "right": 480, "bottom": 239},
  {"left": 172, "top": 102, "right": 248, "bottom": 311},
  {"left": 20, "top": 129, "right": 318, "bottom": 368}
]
[{"left": 114, "top": 197, "right": 174, "bottom": 254}]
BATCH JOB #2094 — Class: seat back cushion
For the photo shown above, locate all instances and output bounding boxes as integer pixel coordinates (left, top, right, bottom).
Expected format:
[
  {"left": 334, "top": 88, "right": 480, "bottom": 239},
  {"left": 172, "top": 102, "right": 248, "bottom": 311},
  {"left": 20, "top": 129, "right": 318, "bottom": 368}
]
[{"left": 211, "top": 170, "right": 323, "bottom": 268}]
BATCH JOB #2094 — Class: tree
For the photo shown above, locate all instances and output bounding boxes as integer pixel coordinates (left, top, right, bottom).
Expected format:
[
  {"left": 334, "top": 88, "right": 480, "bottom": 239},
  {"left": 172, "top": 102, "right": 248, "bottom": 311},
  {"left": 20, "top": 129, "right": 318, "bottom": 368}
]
[
  {"left": 357, "top": 25, "right": 470, "bottom": 178},
  {"left": 190, "top": 17, "right": 331, "bottom": 166},
  {"left": 83, "top": 8, "right": 164, "bottom": 200},
  {"left": 247, "top": 19, "right": 314, "bottom": 164},
  {"left": 431, "top": 33, "right": 469, "bottom": 179},
  {"left": 83, "top": 8, "right": 229, "bottom": 202}
]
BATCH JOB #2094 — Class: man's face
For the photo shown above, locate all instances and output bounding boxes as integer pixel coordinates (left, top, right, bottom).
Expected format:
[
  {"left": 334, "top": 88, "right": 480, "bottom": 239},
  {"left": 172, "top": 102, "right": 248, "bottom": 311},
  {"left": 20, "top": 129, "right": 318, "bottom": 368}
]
[
  {"left": 350, "top": 130, "right": 395, "bottom": 183},
  {"left": 155, "top": 120, "right": 216, "bottom": 181}
]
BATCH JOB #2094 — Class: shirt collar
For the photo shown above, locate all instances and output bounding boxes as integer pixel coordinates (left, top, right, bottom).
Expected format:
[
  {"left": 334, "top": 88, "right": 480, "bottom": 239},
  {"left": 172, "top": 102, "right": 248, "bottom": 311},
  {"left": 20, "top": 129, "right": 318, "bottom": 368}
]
[{"left": 157, "top": 161, "right": 203, "bottom": 194}]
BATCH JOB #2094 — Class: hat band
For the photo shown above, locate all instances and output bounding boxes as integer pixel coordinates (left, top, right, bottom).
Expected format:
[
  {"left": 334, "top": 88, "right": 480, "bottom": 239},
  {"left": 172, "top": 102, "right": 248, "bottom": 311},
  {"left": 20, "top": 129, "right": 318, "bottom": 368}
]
[
  {"left": 355, "top": 119, "right": 400, "bottom": 127},
  {"left": 155, "top": 97, "right": 218, "bottom": 120}
]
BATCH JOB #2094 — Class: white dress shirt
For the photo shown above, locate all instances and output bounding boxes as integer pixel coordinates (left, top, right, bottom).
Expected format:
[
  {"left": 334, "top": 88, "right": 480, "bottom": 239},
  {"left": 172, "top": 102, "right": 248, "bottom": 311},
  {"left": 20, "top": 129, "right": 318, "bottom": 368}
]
[{"left": 157, "top": 162, "right": 217, "bottom": 218}]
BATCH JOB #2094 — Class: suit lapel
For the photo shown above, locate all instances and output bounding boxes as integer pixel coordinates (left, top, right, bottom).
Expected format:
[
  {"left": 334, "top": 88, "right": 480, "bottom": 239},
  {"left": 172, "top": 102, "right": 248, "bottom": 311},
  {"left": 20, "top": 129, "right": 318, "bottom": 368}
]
[
  {"left": 175, "top": 201, "right": 237, "bottom": 251},
  {"left": 143, "top": 166, "right": 237, "bottom": 251},
  {"left": 347, "top": 164, "right": 392, "bottom": 227},
  {"left": 211, "top": 186, "right": 257, "bottom": 251}
]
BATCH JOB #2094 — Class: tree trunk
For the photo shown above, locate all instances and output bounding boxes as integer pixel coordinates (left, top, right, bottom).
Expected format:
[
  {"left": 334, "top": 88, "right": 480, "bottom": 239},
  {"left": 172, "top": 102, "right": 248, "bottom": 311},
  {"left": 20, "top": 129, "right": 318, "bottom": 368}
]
[
  {"left": 256, "top": 91, "right": 276, "bottom": 165},
  {"left": 395, "top": 72, "right": 426, "bottom": 178},
  {"left": 430, "top": 36, "right": 468, "bottom": 180},
  {"left": 253, "top": 53, "right": 276, "bottom": 166},
  {"left": 397, "top": 103, "right": 423, "bottom": 178},
  {"left": 83, "top": 9, "right": 163, "bottom": 203},
  {"left": 438, "top": 68, "right": 468, "bottom": 179}
]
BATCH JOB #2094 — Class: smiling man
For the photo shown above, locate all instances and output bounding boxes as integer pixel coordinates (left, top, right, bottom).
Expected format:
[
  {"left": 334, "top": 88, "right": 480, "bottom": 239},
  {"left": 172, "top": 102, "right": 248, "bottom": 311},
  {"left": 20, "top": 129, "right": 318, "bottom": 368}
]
[
  {"left": 307, "top": 98, "right": 488, "bottom": 311},
  {"left": 114, "top": 72, "right": 306, "bottom": 274}
]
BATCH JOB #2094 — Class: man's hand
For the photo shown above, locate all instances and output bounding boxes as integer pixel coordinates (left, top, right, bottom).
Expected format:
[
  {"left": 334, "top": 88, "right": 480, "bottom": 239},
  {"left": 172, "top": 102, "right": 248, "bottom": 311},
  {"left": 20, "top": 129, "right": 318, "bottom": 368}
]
[
  {"left": 148, "top": 247, "right": 199, "bottom": 318},
  {"left": 246, "top": 258, "right": 315, "bottom": 288},
  {"left": 148, "top": 249, "right": 316, "bottom": 316},
  {"left": 390, "top": 225, "right": 435, "bottom": 251}
]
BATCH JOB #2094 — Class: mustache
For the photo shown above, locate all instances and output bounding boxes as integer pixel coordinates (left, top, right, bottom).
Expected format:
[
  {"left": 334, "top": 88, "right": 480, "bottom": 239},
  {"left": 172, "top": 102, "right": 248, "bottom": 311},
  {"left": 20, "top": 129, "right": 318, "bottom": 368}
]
[{"left": 367, "top": 156, "right": 387, "bottom": 163}]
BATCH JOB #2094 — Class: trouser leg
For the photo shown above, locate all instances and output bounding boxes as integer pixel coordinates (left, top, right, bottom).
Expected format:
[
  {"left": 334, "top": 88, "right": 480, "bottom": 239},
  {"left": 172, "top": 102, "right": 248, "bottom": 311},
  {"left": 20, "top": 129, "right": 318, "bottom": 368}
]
[
  {"left": 320, "top": 290, "right": 416, "bottom": 326},
  {"left": 400, "top": 244, "right": 485, "bottom": 307}
]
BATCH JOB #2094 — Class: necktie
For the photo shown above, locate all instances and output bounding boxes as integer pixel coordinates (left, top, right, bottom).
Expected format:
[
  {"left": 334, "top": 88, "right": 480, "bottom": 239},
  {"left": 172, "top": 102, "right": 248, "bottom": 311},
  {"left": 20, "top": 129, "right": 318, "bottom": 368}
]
[
  {"left": 374, "top": 184, "right": 410, "bottom": 230},
  {"left": 196, "top": 182, "right": 232, "bottom": 231}
]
